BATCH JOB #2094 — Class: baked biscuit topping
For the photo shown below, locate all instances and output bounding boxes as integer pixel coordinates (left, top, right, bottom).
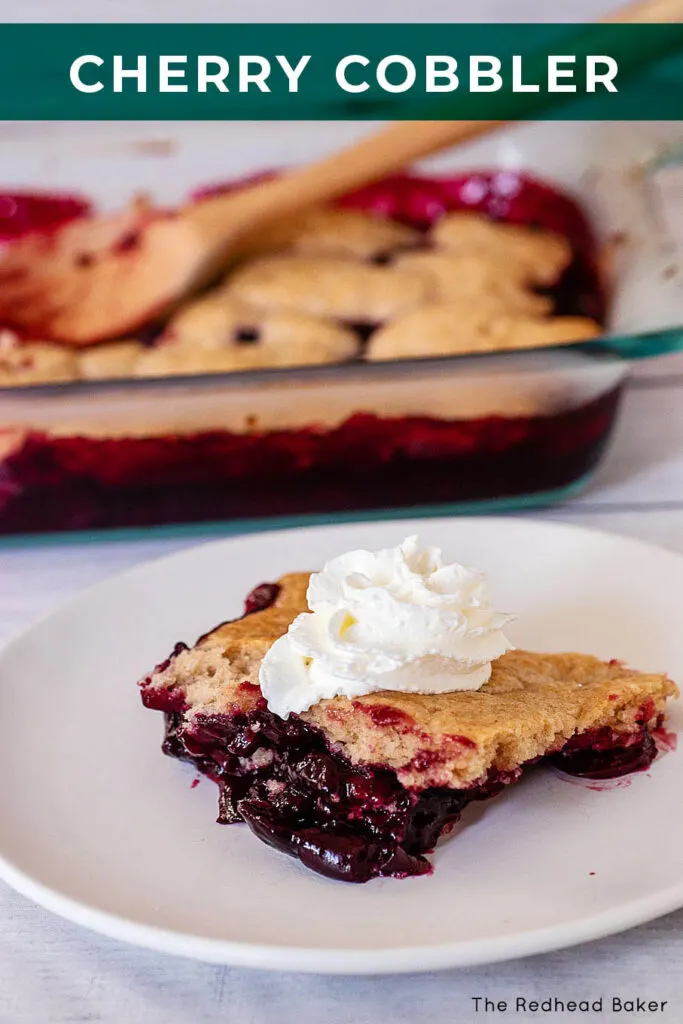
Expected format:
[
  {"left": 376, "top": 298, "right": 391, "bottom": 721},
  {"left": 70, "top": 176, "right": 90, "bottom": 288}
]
[
  {"left": 287, "top": 208, "right": 421, "bottom": 260},
  {"left": 430, "top": 211, "right": 573, "bottom": 286},
  {"left": 0, "top": 331, "right": 77, "bottom": 386},
  {"left": 0, "top": 197, "right": 600, "bottom": 385},
  {"left": 393, "top": 250, "right": 553, "bottom": 315},
  {"left": 367, "top": 303, "right": 601, "bottom": 361},
  {"left": 77, "top": 340, "right": 145, "bottom": 380},
  {"left": 224, "top": 255, "right": 431, "bottom": 325},
  {"left": 145, "top": 571, "right": 678, "bottom": 791},
  {"left": 135, "top": 296, "right": 359, "bottom": 377}
]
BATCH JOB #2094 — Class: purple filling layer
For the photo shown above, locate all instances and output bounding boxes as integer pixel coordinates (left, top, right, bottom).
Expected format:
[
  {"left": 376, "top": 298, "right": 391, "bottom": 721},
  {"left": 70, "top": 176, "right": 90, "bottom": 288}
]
[
  {"left": 156, "top": 701, "right": 520, "bottom": 882},
  {"left": 144, "top": 695, "right": 658, "bottom": 883}
]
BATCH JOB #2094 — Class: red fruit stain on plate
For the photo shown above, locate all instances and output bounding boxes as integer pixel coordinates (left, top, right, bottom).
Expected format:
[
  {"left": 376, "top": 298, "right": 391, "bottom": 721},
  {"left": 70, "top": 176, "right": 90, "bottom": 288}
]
[
  {"left": 557, "top": 774, "right": 633, "bottom": 792},
  {"left": 652, "top": 727, "right": 678, "bottom": 754}
]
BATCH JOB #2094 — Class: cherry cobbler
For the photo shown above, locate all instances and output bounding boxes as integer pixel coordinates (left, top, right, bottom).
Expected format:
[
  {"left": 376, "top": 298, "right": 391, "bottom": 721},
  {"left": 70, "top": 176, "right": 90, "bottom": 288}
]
[
  {"left": 0, "top": 174, "right": 617, "bottom": 534},
  {"left": 139, "top": 542, "right": 678, "bottom": 884}
]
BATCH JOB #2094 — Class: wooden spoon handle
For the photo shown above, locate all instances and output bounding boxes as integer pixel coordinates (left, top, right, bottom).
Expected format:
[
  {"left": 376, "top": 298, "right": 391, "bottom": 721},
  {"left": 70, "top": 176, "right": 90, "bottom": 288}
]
[
  {"left": 187, "top": 119, "right": 502, "bottom": 246},
  {"left": 603, "top": 0, "right": 683, "bottom": 21},
  {"left": 189, "top": 0, "right": 683, "bottom": 249}
]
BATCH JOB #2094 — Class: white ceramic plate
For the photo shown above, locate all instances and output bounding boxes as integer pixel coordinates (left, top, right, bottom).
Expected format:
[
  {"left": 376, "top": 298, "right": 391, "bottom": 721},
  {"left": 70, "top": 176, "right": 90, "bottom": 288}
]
[{"left": 1, "top": 517, "right": 682, "bottom": 974}]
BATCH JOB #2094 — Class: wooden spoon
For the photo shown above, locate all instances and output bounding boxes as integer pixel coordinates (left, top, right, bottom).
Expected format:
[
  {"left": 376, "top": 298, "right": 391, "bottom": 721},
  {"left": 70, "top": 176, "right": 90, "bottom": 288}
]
[
  {"left": 0, "top": 121, "right": 503, "bottom": 345},
  {"left": 0, "top": 0, "right": 681, "bottom": 345}
]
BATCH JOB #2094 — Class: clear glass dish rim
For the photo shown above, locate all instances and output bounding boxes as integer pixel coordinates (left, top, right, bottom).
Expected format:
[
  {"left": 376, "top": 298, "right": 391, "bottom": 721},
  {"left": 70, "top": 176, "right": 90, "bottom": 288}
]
[{"left": 2, "top": 325, "right": 680, "bottom": 401}]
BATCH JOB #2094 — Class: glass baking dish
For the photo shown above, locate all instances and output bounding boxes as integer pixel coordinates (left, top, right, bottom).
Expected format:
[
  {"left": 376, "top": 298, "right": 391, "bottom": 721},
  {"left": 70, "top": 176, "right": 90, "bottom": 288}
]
[{"left": 1, "top": 120, "right": 682, "bottom": 537}]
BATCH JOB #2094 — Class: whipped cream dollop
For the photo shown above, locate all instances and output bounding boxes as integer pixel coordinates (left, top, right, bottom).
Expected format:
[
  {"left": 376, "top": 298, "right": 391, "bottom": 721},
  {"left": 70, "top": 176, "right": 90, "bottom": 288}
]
[{"left": 259, "top": 536, "right": 514, "bottom": 718}]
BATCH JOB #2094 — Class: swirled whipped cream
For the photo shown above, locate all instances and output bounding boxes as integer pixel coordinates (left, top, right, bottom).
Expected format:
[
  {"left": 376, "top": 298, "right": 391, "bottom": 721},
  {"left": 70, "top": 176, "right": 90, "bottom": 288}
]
[{"left": 259, "top": 536, "right": 514, "bottom": 718}]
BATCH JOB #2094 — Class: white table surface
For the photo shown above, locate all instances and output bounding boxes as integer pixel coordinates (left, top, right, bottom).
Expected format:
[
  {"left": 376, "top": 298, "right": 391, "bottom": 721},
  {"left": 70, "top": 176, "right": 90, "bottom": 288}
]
[{"left": 1, "top": 356, "right": 683, "bottom": 1024}]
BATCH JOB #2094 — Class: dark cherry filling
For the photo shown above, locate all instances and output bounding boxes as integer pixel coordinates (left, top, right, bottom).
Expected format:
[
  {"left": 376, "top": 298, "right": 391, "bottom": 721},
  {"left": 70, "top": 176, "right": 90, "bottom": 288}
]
[
  {"left": 75, "top": 252, "right": 95, "bottom": 269},
  {"left": 112, "top": 229, "right": 142, "bottom": 255},
  {"left": 233, "top": 326, "right": 261, "bottom": 345},
  {"left": 148, "top": 693, "right": 659, "bottom": 883},
  {"left": 138, "top": 582, "right": 663, "bottom": 883},
  {"left": 0, "top": 389, "right": 620, "bottom": 534},
  {"left": 244, "top": 582, "right": 281, "bottom": 615},
  {"left": 0, "top": 191, "right": 90, "bottom": 241},
  {"left": 154, "top": 700, "right": 515, "bottom": 882},
  {"left": 347, "top": 321, "right": 380, "bottom": 343},
  {"left": 547, "top": 727, "right": 658, "bottom": 779}
]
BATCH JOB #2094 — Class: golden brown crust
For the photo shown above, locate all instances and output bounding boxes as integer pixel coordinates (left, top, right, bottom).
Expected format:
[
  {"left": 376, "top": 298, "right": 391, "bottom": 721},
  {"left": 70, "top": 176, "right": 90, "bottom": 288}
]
[
  {"left": 134, "top": 297, "right": 358, "bottom": 376},
  {"left": 393, "top": 251, "right": 553, "bottom": 316},
  {"left": 0, "top": 332, "right": 78, "bottom": 386},
  {"left": 227, "top": 208, "right": 421, "bottom": 262},
  {"left": 145, "top": 572, "right": 679, "bottom": 790},
  {"left": 430, "top": 212, "right": 572, "bottom": 286},
  {"left": 77, "top": 340, "right": 145, "bottom": 380},
  {"left": 366, "top": 304, "right": 601, "bottom": 362},
  {"left": 224, "top": 256, "right": 430, "bottom": 324},
  {"left": 287, "top": 209, "right": 420, "bottom": 260},
  {"left": 307, "top": 651, "right": 676, "bottom": 788}
]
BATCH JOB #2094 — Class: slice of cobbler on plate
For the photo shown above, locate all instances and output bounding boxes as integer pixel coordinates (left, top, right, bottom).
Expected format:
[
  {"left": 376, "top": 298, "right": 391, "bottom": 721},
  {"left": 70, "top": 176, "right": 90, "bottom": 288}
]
[{"left": 139, "top": 537, "right": 678, "bottom": 883}]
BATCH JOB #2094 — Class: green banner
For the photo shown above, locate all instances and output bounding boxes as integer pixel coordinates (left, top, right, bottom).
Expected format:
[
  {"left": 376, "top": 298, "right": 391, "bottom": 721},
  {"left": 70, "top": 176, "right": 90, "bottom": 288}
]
[{"left": 1, "top": 23, "right": 683, "bottom": 119}]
